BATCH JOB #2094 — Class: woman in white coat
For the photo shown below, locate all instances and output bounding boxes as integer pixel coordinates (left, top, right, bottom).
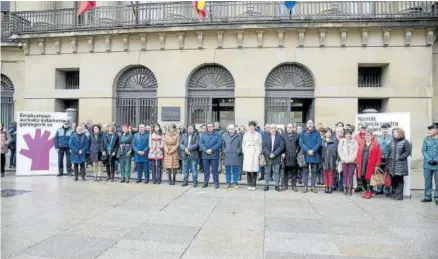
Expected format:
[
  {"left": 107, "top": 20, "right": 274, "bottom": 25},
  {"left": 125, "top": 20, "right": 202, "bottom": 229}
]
[{"left": 242, "top": 121, "right": 263, "bottom": 191}]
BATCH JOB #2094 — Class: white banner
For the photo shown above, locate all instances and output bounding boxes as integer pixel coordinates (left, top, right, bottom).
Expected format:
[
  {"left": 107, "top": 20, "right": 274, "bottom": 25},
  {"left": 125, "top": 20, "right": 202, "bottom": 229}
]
[
  {"left": 16, "top": 112, "right": 69, "bottom": 176},
  {"left": 355, "top": 112, "right": 411, "bottom": 197}
]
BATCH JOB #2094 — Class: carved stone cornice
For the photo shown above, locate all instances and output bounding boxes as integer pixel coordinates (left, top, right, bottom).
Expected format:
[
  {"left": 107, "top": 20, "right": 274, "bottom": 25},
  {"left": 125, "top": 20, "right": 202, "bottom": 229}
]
[
  {"left": 196, "top": 32, "right": 204, "bottom": 49},
  {"left": 177, "top": 33, "right": 184, "bottom": 49},
  {"left": 158, "top": 33, "right": 166, "bottom": 50},
  {"left": 122, "top": 35, "right": 129, "bottom": 51},
  {"left": 71, "top": 37, "right": 77, "bottom": 53},
  {"left": 382, "top": 29, "right": 390, "bottom": 47},
  {"left": 104, "top": 35, "right": 111, "bottom": 52},
  {"left": 54, "top": 38, "right": 61, "bottom": 54},
  {"left": 23, "top": 40, "right": 29, "bottom": 55},
  {"left": 404, "top": 28, "right": 412, "bottom": 47},
  {"left": 237, "top": 31, "right": 244, "bottom": 48},
  {"left": 361, "top": 30, "right": 368, "bottom": 47},
  {"left": 88, "top": 36, "right": 94, "bottom": 52},
  {"left": 256, "top": 31, "right": 264, "bottom": 48},
  {"left": 140, "top": 34, "right": 147, "bottom": 51},
  {"left": 37, "top": 39, "right": 45, "bottom": 55},
  {"left": 277, "top": 30, "right": 284, "bottom": 47},
  {"left": 319, "top": 29, "right": 326, "bottom": 47},
  {"left": 298, "top": 29, "right": 305, "bottom": 47},
  {"left": 340, "top": 29, "right": 348, "bottom": 47},
  {"left": 216, "top": 31, "right": 224, "bottom": 49}
]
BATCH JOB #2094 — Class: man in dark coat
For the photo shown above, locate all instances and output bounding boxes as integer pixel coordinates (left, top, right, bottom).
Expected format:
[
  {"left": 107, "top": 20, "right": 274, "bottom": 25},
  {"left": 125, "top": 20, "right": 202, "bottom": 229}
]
[
  {"left": 180, "top": 124, "right": 200, "bottom": 187},
  {"left": 258, "top": 124, "right": 271, "bottom": 181},
  {"left": 262, "top": 124, "right": 284, "bottom": 192},
  {"left": 222, "top": 125, "right": 243, "bottom": 189},
  {"left": 282, "top": 123, "right": 300, "bottom": 191}
]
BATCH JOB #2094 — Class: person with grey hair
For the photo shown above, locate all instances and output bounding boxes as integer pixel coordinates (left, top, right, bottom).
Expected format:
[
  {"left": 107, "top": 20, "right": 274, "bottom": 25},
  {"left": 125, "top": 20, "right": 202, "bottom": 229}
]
[
  {"left": 262, "top": 124, "right": 284, "bottom": 192},
  {"left": 222, "top": 124, "right": 243, "bottom": 189},
  {"left": 282, "top": 123, "right": 300, "bottom": 191}
]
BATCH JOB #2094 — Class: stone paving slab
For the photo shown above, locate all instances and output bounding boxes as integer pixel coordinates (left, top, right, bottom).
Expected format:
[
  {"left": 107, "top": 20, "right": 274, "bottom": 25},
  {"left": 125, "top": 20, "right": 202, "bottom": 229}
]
[{"left": 1, "top": 176, "right": 437, "bottom": 259}]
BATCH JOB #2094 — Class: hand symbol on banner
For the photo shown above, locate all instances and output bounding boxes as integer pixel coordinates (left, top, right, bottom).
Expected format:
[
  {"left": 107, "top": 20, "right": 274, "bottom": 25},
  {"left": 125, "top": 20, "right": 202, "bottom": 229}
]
[{"left": 20, "top": 129, "right": 54, "bottom": 171}]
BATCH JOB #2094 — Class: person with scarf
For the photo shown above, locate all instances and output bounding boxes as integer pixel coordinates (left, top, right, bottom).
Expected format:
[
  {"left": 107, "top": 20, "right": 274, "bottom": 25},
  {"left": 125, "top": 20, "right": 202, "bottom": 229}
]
[
  {"left": 164, "top": 124, "right": 180, "bottom": 185},
  {"left": 119, "top": 125, "right": 133, "bottom": 183},
  {"left": 69, "top": 125, "right": 89, "bottom": 181},
  {"left": 149, "top": 123, "right": 164, "bottom": 184},
  {"left": 356, "top": 130, "right": 382, "bottom": 199},
  {"left": 132, "top": 124, "right": 150, "bottom": 183},
  {"left": 102, "top": 125, "right": 119, "bottom": 182}
]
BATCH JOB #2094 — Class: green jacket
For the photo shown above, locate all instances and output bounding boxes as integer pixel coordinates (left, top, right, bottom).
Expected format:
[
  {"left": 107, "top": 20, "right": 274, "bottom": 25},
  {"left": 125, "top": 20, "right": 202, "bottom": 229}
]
[{"left": 422, "top": 136, "right": 438, "bottom": 170}]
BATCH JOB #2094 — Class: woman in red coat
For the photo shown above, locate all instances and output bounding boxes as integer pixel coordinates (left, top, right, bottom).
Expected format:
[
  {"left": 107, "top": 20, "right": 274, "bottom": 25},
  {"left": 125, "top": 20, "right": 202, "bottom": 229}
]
[{"left": 356, "top": 130, "right": 382, "bottom": 199}]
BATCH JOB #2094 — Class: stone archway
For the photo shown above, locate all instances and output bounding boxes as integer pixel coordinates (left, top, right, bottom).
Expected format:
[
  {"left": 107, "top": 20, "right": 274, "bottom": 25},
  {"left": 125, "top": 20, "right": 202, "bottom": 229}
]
[
  {"left": 264, "top": 63, "right": 315, "bottom": 125},
  {"left": 1, "top": 74, "right": 15, "bottom": 126},
  {"left": 115, "top": 65, "right": 158, "bottom": 126},
  {"left": 186, "top": 64, "right": 235, "bottom": 125}
]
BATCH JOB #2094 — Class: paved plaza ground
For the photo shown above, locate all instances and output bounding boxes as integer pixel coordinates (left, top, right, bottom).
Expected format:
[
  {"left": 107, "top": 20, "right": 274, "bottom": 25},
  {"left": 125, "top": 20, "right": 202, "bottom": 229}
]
[{"left": 1, "top": 174, "right": 437, "bottom": 259}]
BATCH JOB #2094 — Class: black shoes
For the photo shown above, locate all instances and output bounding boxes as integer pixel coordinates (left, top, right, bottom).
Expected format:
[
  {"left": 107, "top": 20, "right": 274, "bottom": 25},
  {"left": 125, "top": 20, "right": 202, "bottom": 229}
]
[
  {"left": 328, "top": 187, "right": 332, "bottom": 194},
  {"left": 57, "top": 173, "right": 63, "bottom": 177},
  {"left": 275, "top": 186, "right": 281, "bottom": 192},
  {"left": 193, "top": 183, "right": 198, "bottom": 188},
  {"left": 182, "top": 183, "right": 188, "bottom": 187},
  {"left": 202, "top": 184, "right": 208, "bottom": 188},
  {"left": 324, "top": 188, "right": 329, "bottom": 193},
  {"left": 121, "top": 178, "right": 125, "bottom": 183},
  {"left": 264, "top": 186, "right": 269, "bottom": 191},
  {"left": 421, "top": 198, "right": 432, "bottom": 203}
]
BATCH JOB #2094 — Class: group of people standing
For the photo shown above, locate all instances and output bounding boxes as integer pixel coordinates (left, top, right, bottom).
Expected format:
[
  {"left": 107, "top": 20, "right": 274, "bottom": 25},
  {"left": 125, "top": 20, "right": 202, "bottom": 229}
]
[{"left": 3, "top": 117, "right": 435, "bottom": 205}]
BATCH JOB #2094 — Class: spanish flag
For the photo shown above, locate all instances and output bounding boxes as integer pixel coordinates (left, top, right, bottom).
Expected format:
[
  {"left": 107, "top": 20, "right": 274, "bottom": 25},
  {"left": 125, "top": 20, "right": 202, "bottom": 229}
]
[
  {"left": 193, "top": 1, "right": 206, "bottom": 19},
  {"left": 78, "top": 1, "right": 97, "bottom": 16}
]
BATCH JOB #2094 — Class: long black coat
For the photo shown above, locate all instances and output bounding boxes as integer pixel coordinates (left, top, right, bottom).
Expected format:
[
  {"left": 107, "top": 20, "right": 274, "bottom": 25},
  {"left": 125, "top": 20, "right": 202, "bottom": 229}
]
[
  {"left": 388, "top": 138, "right": 411, "bottom": 176},
  {"left": 282, "top": 131, "right": 300, "bottom": 167}
]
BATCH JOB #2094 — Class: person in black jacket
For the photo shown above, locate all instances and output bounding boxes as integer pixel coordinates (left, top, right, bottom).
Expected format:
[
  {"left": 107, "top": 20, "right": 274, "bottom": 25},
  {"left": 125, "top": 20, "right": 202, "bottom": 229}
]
[
  {"left": 102, "top": 125, "right": 119, "bottom": 182},
  {"left": 262, "top": 124, "right": 285, "bottom": 192},
  {"left": 282, "top": 123, "right": 300, "bottom": 191}
]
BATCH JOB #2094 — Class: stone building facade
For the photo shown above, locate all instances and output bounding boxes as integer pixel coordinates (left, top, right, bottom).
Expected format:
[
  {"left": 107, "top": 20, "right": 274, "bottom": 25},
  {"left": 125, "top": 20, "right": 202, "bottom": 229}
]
[{"left": 1, "top": 1, "right": 437, "bottom": 168}]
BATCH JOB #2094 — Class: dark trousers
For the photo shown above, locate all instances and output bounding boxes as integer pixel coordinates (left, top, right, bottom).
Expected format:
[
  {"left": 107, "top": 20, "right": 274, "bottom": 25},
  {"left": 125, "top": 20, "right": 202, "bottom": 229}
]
[
  {"left": 57, "top": 147, "right": 72, "bottom": 174},
  {"left": 247, "top": 172, "right": 257, "bottom": 187},
  {"left": 1, "top": 153, "right": 6, "bottom": 175},
  {"left": 105, "top": 157, "right": 116, "bottom": 180},
  {"left": 151, "top": 159, "right": 163, "bottom": 184},
  {"left": 9, "top": 149, "right": 16, "bottom": 167},
  {"left": 342, "top": 163, "right": 355, "bottom": 187},
  {"left": 136, "top": 162, "right": 149, "bottom": 182},
  {"left": 73, "top": 163, "right": 86, "bottom": 180},
  {"left": 392, "top": 175, "right": 404, "bottom": 199},
  {"left": 203, "top": 158, "right": 219, "bottom": 186},
  {"left": 284, "top": 166, "right": 298, "bottom": 188},
  {"left": 302, "top": 163, "right": 318, "bottom": 188}
]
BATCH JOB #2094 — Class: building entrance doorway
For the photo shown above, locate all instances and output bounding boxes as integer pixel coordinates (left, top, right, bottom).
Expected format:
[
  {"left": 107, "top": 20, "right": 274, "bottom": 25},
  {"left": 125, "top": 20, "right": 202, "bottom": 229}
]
[
  {"left": 212, "top": 98, "right": 234, "bottom": 128},
  {"left": 187, "top": 64, "right": 235, "bottom": 127}
]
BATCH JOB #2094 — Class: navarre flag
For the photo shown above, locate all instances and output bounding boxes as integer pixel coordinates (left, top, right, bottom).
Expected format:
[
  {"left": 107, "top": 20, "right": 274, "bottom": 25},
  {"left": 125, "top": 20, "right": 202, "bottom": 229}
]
[
  {"left": 193, "top": 1, "right": 206, "bottom": 19},
  {"left": 78, "top": 1, "right": 96, "bottom": 16}
]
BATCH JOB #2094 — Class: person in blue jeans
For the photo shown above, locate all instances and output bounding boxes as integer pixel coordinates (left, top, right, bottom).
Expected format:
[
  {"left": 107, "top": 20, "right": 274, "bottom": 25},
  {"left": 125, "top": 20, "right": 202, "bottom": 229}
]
[
  {"left": 421, "top": 123, "right": 438, "bottom": 205},
  {"left": 299, "top": 120, "right": 322, "bottom": 193},
  {"left": 200, "top": 123, "right": 222, "bottom": 189},
  {"left": 222, "top": 125, "right": 243, "bottom": 189},
  {"left": 8, "top": 122, "right": 16, "bottom": 168},
  {"left": 180, "top": 124, "right": 200, "bottom": 187},
  {"left": 132, "top": 124, "right": 150, "bottom": 184}
]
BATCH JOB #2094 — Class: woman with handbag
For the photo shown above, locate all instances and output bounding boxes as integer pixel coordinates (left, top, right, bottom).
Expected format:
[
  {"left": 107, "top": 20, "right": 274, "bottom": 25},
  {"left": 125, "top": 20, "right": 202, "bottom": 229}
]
[
  {"left": 242, "top": 121, "right": 263, "bottom": 191},
  {"left": 149, "top": 123, "right": 164, "bottom": 184},
  {"left": 388, "top": 127, "right": 411, "bottom": 200},
  {"left": 356, "top": 130, "right": 382, "bottom": 199},
  {"left": 338, "top": 129, "right": 358, "bottom": 196},
  {"left": 119, "top": 125, "right": 133, "bottom": 183},
  {"left": 102, "top": 125, "right": 119, "bottom": 182}
]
